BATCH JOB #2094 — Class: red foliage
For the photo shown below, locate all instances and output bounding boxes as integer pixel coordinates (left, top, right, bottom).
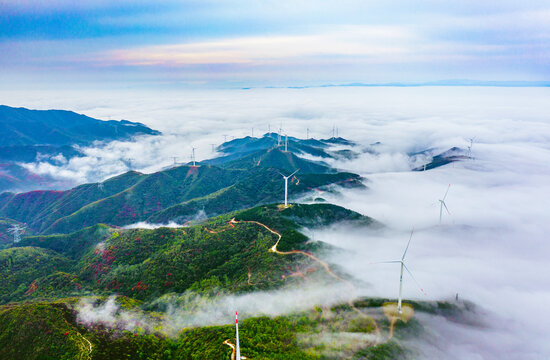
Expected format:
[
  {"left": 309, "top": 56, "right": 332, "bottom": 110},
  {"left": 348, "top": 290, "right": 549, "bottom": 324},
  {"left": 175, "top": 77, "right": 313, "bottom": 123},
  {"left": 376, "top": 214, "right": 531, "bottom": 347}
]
[
  {"left": 132, "top": 280, "right": 150, "bottom": 291},
  {"left": 25, "top": 281, "right": 38, "bottom": 296}
]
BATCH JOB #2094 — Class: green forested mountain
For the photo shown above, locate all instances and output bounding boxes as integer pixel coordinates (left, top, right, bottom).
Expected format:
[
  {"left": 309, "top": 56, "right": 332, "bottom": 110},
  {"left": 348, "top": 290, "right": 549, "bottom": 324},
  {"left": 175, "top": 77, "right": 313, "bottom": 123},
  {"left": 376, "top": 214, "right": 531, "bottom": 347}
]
[
  {"left": 0, "top": 140, "right": 363, "bottom": 235},
  {"left": 0, "top": 105, "right": 161, "bottom": 193},
  {"left": 5, "top": 203, "right": 368, "bottom": 304},
  {"left": 0, "top": 105, "right": 160, "bottom": 147},
  {"left": 0, "top": 202, "right": 429, "bottom": 360},
  {"left": 0, "top": 133, "right": 451, "bottom": 360}
]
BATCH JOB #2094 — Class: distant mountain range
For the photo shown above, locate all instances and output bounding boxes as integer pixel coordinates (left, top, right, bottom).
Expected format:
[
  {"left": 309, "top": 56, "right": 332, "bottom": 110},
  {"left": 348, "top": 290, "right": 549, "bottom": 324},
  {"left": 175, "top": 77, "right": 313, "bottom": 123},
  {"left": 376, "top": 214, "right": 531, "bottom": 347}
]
[
  {"left": 0, "top": 105, "right": 160, "bottom": 147},
  {"left": 0, "top": 105, "right": 160, "bottom": 192},
  {"left": 246, "top": 79, "right": 550, "bottom": 90}
]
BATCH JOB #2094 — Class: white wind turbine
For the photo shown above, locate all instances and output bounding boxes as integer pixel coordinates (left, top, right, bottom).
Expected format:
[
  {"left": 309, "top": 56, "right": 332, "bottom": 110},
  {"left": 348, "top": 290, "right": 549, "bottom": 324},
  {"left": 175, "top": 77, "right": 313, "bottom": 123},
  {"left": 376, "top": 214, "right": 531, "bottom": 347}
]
[
  {"left": 376, "top": 230, "right": 425, "bottom": 315},
  {"left": 439, "top": 184, "right": 451, "bottom": 224},
  {"left": 467, "top": 137, "right": 476, "bottom": 159},
  {"left": 280, "top": 169, "right": 299, "bottom": 207},
  {"left": 191, "top": 147, "right": 197, "bottom": 167}
]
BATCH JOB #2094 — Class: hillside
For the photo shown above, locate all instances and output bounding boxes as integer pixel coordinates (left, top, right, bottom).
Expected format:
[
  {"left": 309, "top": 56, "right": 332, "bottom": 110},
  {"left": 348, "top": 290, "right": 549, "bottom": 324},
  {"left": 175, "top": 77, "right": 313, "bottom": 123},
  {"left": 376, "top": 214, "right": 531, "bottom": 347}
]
[
  {"left": 3, "top": 204, "right": 369, "bottom": 304},
  {"left": 0, "top": 294, "right": 471, "bottom": 360},
  {"left": 0, "top": 202, "right": 431, "bottom": 360},
  {"left": 0, "top": 201, "right": 471, "bottom": 359},
  {"left": 0, "top": 138, "right": 364, "bottom": 235},
  {"left": 0, "top": 246, "right": 74, "bottom": 303},
  {"left": 0, "top": 105, "right": 161, "bottom": 193},
  {"left": 0, "top": 105, "right": 160, "bottom": 148},
  {"left": 207, "top": 133, "right": 359, "bottom": 169}
]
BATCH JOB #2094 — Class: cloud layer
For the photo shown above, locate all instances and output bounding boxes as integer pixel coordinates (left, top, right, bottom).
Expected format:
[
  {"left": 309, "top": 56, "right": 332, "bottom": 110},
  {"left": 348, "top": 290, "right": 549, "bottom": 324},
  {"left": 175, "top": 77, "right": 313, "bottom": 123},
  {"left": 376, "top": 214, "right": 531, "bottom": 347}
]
[{"left": 2, "top": 86, "right": 550, "bottom": 358}]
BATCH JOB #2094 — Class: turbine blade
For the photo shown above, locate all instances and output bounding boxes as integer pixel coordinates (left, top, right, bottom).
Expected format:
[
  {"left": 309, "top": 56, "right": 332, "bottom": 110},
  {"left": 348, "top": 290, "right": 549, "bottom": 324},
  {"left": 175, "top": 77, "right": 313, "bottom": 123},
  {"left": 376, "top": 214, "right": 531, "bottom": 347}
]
[
  {"left": 403, "top": 263, "right": 426, "bottom": 295},
  {"left": 443, "top": 201, "right": 451, "bottom": 215},
  {"left": 402, "top": 228, "right": 414, "bottom": 261},
  {"left": 289, "top": 168, "right": 300, "bottom": 177},
  {"left": 443, "top": 184, "right": 450, "bottom": 201},
  {"left": 368, "top": 260, "right": 401, "bottom": 265}
]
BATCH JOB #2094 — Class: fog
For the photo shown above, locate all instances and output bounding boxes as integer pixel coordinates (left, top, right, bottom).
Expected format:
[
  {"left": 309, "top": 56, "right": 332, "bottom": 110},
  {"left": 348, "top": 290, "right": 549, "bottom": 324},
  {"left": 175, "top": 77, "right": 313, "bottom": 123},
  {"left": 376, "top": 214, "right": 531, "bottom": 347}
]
[
  {"left": 3, "top": 86, "right": 550, "bottom": 358},
  {"left": 77, "top": 283, "right": 353, "bottom": 337}
]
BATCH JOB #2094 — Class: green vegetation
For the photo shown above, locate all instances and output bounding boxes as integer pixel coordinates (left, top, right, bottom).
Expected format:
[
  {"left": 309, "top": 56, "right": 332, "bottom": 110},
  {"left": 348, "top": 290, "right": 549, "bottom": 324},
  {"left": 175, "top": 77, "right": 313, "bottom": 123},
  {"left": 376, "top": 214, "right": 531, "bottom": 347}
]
[
  {"left": 0, "top": 137, "right": 364, "bottom": 235},
  {"left": 0, "top": 247, "right": 75, "bottom": 303},
  {"left": 0, "top": 204, "right": 371, "bottom": 304},
  {"left": 17, "top": 224, "right": 112, "bottom": 259},
  {"left": 0, "top": 296, "right": 435, "bottom": 360}
]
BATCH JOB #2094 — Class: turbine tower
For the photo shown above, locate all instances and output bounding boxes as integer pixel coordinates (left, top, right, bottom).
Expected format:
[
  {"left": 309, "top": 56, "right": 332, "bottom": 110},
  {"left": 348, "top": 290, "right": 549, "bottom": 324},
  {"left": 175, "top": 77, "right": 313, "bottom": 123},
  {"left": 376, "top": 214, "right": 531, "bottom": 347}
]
[
  {"left": 467, "top": 137, "right": 476, "bottom": 159},
  {"left": 191, "top": 147, "right": 197, "bottom": 167},
  {"left": 280, "top": 169, "right": 299, "bottom": 207},
  {"left": 377, "top": 230, "right": 425, "bottom": 315},
  {"left": 235, "top": 311, "right": 241, "bottom": 360},
  {"left": 439, "top": 184, "right": 451, "bottom": 224}
]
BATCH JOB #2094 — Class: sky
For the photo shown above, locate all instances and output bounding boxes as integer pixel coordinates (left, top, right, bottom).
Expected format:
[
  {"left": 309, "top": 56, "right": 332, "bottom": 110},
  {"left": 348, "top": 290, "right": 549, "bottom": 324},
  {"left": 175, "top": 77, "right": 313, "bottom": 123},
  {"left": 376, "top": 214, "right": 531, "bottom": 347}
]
[{"left": 1, "top": 0, "right": 550, "bottom": 87}]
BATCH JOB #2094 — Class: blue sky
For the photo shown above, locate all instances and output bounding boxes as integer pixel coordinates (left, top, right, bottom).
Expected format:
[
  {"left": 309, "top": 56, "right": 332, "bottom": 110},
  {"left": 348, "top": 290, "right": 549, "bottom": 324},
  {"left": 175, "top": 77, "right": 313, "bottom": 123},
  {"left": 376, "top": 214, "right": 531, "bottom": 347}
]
[{"left": 1, "top": 0, "right": 549, "bottom": 87}]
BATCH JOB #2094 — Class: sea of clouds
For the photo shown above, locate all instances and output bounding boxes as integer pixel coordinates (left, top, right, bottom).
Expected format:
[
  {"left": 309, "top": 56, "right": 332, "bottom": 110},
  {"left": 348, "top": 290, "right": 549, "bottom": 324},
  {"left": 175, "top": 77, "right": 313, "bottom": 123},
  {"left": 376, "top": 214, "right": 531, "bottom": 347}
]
[{"left": 2, "top": 86, "right": 549, "bottom": 359}]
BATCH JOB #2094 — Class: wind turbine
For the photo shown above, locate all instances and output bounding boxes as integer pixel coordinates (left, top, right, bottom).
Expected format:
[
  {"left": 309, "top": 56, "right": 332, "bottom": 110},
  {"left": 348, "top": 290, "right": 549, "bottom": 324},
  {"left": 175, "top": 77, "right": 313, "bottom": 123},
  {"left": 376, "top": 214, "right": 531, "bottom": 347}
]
[
  {"left": 191, "top": 147, "right": 197, "bottom": 167},
  {"left": 284, "top": 134, "right": 288, "bottom": 152},
  {"left": 280, "top": 169, "right": 299, "bottom": 207},
  {"left": 439, "top": 184, "right": 451, "bottom": 224},
  {"left": 467, "top": 137, "right": 476, "bottom": 159},
  {"left": 8, "top": 224, "right": 26, "bottom": 244},
  {"left": 377, "top": 230, "right": 425, "bottom": 315},
  {"left": 235, "top": 311, "right": 241, "bottom": 360}
]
